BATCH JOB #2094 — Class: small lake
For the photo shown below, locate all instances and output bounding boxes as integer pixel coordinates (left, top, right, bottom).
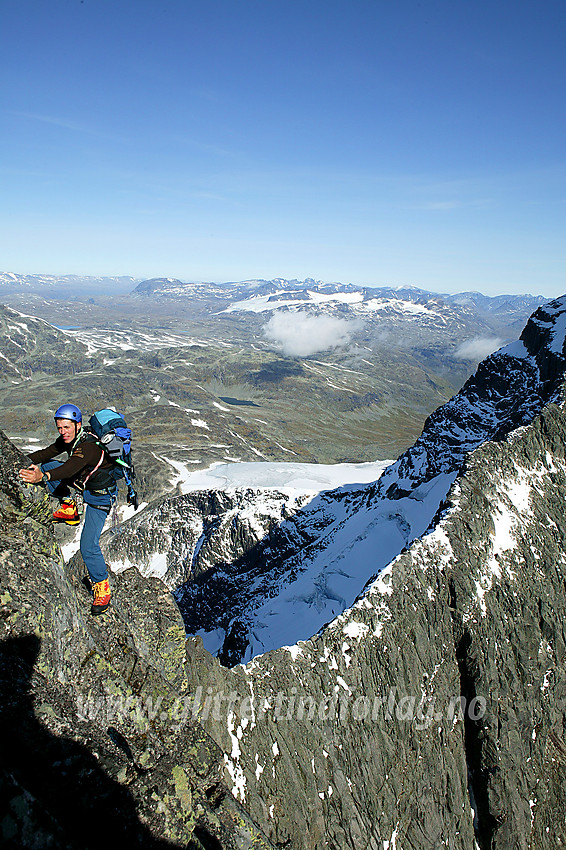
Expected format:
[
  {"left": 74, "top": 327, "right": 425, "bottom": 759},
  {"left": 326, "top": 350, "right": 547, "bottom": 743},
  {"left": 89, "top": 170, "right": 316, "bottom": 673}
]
[{"left": 219, "top": 396, "right": 260, "bottom": 407}]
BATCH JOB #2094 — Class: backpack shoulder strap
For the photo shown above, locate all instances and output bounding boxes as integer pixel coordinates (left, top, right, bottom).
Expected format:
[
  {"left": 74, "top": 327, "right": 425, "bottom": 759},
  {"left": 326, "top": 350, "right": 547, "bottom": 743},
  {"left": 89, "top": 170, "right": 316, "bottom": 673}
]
[{"left": 82, "top": 446, "right": 106, "bottom": 488}]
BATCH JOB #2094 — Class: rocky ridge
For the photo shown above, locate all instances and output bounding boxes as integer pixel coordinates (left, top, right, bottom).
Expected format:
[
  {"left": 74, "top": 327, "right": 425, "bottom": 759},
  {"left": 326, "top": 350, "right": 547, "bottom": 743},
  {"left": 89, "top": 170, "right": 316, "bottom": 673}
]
[
  {"left": 99, "top": 297, "right": 566, "bottom": 848},
  {"left": 0, "top": 429, "right": 276, "bottom": 848}
]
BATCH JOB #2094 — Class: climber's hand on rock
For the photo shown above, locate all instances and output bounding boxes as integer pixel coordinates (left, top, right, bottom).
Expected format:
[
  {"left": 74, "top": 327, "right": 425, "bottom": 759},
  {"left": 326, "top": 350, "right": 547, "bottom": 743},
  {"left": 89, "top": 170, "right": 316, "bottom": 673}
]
[{"left": 19, "top": 464, "right": 42, "bottom": 484}]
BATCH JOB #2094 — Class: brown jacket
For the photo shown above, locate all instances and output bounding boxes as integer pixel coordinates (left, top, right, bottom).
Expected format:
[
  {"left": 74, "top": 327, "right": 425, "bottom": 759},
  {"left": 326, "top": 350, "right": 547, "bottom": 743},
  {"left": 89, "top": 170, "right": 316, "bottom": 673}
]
[{"left": 29, "top": 431, "right": 114, "bottom": 487}]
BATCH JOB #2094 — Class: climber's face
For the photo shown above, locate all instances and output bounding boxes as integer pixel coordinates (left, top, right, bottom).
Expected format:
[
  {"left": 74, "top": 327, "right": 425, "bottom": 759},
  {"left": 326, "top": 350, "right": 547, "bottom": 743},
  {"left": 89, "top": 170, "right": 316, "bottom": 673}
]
[{"left": 56, "top": 418, "right": 78, "bottom": 444}]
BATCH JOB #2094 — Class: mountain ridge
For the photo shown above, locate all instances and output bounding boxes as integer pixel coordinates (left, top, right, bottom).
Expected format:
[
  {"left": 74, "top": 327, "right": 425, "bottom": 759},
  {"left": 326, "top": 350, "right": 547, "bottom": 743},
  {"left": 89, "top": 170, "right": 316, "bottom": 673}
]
[{"left": 104, "top": 296, "right": 566, "bottom": 665}]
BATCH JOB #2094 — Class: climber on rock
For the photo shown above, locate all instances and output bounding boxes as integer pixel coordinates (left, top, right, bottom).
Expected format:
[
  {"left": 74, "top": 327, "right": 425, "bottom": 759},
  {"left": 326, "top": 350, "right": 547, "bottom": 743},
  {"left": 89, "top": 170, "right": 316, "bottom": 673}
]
[{"left": 18, "top": 403, "right": 116, "bottom": 615}]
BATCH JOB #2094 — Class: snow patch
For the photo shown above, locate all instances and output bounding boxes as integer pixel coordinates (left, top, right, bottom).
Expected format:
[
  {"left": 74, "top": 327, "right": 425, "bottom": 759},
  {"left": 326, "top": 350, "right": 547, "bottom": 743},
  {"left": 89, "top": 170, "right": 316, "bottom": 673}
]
[{"left": 342, "top": 622, "right": 370, "bottom": 640}]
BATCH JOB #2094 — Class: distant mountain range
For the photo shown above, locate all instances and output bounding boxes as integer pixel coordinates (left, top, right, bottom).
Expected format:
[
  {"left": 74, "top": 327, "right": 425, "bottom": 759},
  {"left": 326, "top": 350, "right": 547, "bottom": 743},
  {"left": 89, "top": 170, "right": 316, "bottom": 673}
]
[
  {"left": 1, "top": 270, "right": 546, "bottom": 332},
  {"left": 0, "top": 271, "right": 554, "bottom": 508},
  {"left": 131, "top": 275, "right": 546, "bottom": 334}
]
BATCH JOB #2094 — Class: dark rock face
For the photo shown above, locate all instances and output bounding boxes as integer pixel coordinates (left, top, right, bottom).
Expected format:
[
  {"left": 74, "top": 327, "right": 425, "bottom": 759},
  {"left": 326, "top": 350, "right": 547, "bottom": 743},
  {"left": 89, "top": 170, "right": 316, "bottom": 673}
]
[
  {"left": 375, "top": 297, "right": 566, "bottom": 497},
  {"left": 177, "top": 404, "right": 566, "bottom": 850},
  {"left": 0, "top": 430, "right": 275, "bottom": 849}
]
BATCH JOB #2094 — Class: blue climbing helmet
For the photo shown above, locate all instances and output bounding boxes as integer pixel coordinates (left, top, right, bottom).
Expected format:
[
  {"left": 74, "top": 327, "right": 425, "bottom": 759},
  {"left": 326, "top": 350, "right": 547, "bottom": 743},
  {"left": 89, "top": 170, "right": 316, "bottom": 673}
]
[{"left": 54, "top": 403, "right": 82, "bottom": 423}]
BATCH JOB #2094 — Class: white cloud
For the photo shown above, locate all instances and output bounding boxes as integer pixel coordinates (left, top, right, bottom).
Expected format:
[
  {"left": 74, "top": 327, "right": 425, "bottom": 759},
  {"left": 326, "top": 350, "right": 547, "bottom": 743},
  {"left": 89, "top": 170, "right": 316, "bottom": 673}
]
[
  {"left": 454, "top": 337, "right": 503, "bottom": 361},
  {"left": 263, "top": 311, "right": 359, "bottom": 357}
]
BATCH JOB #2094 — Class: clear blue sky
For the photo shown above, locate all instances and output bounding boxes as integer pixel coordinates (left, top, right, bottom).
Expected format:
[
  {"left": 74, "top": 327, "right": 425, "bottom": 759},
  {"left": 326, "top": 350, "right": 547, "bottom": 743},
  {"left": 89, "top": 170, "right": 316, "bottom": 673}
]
[{"left": 1, "top": 0, "right": 565, "bottom": 295}]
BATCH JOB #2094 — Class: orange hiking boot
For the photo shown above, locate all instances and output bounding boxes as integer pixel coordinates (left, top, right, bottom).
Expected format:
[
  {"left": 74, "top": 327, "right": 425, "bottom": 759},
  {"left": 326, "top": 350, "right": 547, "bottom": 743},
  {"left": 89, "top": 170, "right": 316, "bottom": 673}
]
[
  {"left": 91, "top": 579, "right": 111, "bottom": 615},
  {"left": 52, "top": 498, "right": 80, "bottom": 525}
]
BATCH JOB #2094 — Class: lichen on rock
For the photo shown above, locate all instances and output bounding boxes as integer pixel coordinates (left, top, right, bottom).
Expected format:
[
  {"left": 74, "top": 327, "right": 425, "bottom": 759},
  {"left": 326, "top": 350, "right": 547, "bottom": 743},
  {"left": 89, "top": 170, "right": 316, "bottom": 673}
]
[{"left": 0, "top": 429, "right": 275, "bottom": 849}]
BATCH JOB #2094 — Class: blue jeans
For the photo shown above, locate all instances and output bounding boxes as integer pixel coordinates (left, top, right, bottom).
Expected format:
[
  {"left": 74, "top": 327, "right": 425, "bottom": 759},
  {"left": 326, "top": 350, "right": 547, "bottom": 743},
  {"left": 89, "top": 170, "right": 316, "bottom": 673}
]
[{"left": 41, "top": 461, "right": 116, "bottom": 584}]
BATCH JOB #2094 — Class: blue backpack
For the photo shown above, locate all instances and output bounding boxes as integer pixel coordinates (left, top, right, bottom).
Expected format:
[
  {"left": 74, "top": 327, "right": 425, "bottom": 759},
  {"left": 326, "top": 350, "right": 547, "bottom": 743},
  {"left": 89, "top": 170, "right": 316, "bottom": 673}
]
[{"left": 88, "top": 408, "right": 138, "bottom": 508}]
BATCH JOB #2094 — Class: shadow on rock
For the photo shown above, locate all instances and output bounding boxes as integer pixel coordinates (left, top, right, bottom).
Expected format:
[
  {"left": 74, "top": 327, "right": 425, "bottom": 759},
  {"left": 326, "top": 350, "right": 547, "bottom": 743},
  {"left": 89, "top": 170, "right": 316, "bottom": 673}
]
[{"left": 0, "top": 634, "right": 205, "bottom": 849}]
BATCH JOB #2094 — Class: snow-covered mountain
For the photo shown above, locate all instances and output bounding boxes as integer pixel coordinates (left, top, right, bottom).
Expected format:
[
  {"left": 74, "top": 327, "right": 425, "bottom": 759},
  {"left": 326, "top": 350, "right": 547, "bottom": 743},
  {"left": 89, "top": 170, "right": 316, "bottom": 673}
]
[
  {"left": 182, "top": 396, "right": 566, "bottom": 849},
  {"left": 105, "top": 296, "right": 566, "bottom": 665},
  {"left": 132, "top": 276, "right": 358, "bottom": 299},
  {"left": 133, "top": 276, "right": 545, "bottom": 337}
]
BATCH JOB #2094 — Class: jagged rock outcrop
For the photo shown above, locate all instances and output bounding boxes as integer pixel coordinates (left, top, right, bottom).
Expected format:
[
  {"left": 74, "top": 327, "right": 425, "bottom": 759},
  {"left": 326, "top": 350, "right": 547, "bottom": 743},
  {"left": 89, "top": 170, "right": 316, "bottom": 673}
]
[{"left": 0, "top": 429, "right": 276, "bottom": 849}]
